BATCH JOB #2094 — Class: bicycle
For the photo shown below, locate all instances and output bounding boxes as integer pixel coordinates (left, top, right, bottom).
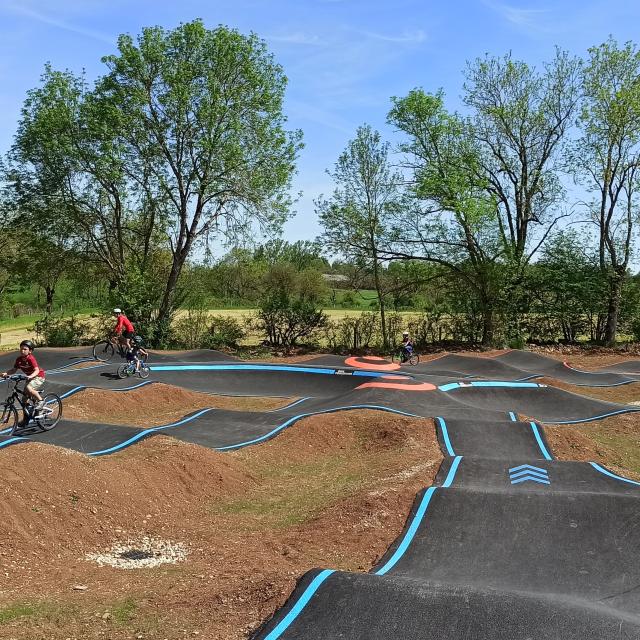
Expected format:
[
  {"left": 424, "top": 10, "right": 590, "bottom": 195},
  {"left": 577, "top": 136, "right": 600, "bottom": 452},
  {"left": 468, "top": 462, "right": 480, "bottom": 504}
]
[
  {"left": 93, "top": 335, "right": 131, "bottom": 362},
  {"left": 117, "top": 358, "right": 150, "bottom": 380},
  {"left": 391, "top": 347, "right": 420, "bottom": 366},
  {"left": 0, "top": 374, "right": 63, "bottom": 435}
]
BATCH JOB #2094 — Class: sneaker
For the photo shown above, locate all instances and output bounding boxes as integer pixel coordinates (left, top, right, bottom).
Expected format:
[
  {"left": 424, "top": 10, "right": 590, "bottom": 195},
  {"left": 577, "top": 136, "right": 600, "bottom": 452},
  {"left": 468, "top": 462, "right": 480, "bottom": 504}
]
[{"left": 34, "top": 400, "right": 45, "bottom": 411}]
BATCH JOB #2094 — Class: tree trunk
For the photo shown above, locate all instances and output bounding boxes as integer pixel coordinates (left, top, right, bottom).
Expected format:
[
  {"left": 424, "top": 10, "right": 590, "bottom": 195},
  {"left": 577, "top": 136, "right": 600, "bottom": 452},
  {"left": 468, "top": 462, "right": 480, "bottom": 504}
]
[
  {"left": 481, "top": 305, "right": 494, "bottom": 346},
  {"left": 45, "top": 286, "right": 55, "bottom": 314},
  {"left": 603, "top": 273, "right": 623, "bottom": 347},
  {"left": 372, "top": 255, "right": 387, "bottom": 348}
]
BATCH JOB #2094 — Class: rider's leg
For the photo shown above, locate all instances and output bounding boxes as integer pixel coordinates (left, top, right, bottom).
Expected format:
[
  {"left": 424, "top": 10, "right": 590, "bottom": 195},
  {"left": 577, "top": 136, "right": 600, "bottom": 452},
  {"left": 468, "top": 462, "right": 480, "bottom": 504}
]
[{"left": 26, "top": 378, "right": 44, "bottom": 406}]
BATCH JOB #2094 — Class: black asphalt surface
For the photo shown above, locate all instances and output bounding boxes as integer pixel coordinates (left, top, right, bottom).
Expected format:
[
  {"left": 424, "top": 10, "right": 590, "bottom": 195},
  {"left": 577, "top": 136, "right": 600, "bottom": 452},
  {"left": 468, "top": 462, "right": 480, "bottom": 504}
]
[{"left": 1, "top": 347, "right": 639, "bottom": 638}]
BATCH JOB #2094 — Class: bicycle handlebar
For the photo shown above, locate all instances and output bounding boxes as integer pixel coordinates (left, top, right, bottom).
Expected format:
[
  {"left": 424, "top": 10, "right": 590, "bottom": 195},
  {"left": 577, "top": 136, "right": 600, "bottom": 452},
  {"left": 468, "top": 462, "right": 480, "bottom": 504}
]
[{"left": 8, "top": 374, "right": 27, "bottom": 381}]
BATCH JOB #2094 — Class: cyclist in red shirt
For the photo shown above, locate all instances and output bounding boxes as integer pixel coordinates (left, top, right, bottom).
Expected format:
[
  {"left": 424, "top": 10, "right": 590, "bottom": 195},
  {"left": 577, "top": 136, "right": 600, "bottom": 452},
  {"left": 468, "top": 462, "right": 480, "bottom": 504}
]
[
  {"left": 1, "top": 340, "right": 46, "bottom": 408},
  {"left": 112, "top": 308, "right": 135, "bottom": 350}
]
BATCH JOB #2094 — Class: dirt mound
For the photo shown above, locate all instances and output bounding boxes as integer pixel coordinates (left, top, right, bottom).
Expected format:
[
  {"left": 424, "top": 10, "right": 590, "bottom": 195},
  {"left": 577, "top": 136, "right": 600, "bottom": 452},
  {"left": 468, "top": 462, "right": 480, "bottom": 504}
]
[
  {"left": 0, "top": 411, "right": 441, "bottom": 640},
  {"left": 64, "top": 383, "right": 293, "bottom": 427},
  {"left": 544, "top": 412, "right": 640, "bottom": 483},
  {"left": 537, "top": 377, "right": 640, "bottom": 404}
]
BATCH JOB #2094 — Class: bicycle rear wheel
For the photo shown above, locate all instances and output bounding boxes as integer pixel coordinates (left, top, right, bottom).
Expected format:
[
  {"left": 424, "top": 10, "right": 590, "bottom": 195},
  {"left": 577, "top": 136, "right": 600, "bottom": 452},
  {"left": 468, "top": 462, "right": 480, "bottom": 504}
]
[
  {"left": 0, "top": 402, "right": 18, "bottom": 435},
  {"left": 93, "top": 340, "right": 115, "bottom": 362},
  {"left": 35, "top": 394, "right": 62, "bottom": 431},
  {"left": 117, "top": 363, "right": 134, "bottom": 379}
]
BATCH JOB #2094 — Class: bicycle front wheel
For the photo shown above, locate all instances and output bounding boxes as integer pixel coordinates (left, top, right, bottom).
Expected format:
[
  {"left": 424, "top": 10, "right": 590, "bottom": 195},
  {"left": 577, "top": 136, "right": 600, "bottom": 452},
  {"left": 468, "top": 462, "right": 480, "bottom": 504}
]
[
  {"left": 0, "top": 402, "right": 18, "bottom": 435},
  {"left": 408, "top": 353, "right": 420, "bottom": 366},
  {"left": 36, "top": 394, "right": 62, "bottom": 431},
  {"left": 138, "top": 364, "right": 150, "bottom": 379},
  {"left": 93, "top": 340, "right": 115, "bottom": 362}
]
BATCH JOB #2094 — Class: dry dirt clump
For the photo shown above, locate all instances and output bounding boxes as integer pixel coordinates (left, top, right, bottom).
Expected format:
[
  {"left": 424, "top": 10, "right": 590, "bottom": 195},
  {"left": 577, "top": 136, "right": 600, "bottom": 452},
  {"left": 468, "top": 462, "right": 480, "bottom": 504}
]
[
  {"left": 63, "top": 383, "right": 294, "bottom": 427},
  {"left": 0, "top": 410, "right": 441, "bottom": 640}
]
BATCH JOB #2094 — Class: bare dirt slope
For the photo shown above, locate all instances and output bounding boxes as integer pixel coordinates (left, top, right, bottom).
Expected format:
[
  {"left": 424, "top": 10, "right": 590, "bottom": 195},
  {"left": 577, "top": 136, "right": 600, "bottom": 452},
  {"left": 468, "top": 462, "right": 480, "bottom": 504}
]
[{"left": 0, "top": 406, "right": 440, "bottom": 640}]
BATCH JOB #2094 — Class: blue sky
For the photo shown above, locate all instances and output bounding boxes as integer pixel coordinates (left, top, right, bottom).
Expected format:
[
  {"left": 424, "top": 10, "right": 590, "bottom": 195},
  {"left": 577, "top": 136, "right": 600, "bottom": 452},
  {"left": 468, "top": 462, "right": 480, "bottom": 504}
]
[{"left": 1, "top": 0, "right": 639, "bottom": 245}]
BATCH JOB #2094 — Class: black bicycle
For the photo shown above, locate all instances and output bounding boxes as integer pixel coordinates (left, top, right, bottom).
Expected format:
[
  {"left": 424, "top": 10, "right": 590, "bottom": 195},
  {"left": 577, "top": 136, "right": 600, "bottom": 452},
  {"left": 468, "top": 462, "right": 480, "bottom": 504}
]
[
  {"left": 391, "top": 346, "right": 420, "bottom": 366},
  {"left": 92, "top": 335, "right": 130, "bottom": 362},
  {"left": 0, "top": 374, "right": 63, "bottom": 435}
]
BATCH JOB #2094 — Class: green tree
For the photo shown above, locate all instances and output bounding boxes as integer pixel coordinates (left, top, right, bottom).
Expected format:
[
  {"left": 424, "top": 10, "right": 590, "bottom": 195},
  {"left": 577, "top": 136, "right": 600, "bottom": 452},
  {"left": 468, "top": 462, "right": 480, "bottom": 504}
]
[
  {"left": 572, "top": 38, "right": 640, "bottom": 345},
  {"left": 387, "top": 89, "right": 503, "bottom": 344},
  {"left": 463, "top": 50, "right": 581, "bottom": 341},
  {"left": 316, "top": 125, "right": 405, "bottom": 348},
  {"left": 100, "top": 21, "right": 302, "bottom": 338}
]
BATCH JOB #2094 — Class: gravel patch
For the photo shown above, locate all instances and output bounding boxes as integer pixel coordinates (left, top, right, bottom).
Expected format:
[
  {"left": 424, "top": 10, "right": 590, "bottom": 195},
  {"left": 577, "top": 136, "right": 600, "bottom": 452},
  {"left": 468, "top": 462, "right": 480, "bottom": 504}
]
[{"left": 85, "top": 536, "right": 189, "bottom": 569}]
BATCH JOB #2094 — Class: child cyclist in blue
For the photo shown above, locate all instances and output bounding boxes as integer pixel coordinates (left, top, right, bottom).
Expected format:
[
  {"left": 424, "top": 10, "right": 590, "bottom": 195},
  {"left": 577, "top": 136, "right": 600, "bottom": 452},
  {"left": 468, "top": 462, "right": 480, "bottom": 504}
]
[{"left": 126, "top": 336, "right": 148, "bottom": 373}]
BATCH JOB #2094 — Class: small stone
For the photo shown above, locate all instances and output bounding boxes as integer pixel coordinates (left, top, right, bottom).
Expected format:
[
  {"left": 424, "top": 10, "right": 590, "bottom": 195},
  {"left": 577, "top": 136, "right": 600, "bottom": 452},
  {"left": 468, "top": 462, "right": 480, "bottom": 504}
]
[{"left": 72, "top": 584, "right": 88, "bottom": 591}]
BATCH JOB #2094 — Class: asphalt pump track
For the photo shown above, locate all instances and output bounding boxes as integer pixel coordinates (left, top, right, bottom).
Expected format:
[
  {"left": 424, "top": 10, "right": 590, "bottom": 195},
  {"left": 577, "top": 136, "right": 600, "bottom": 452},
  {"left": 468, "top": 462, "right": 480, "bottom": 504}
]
[{"left": 1, "top": 348, "right": 640, "bottom": 638}]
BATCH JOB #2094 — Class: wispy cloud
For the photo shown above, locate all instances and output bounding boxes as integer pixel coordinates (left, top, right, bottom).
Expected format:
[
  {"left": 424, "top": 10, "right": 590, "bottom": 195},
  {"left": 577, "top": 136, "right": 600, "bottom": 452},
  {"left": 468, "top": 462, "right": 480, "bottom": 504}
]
[
  {"left": 2, "top": 2, "right": 115, "bottom": 45},
  {"left": 267, "top": 32, "right": 325, "bottom": 46},
  {"left": 483, "top": 1, "right": 550, "bottom": 30},
  {"left": 357, "top": 29, "right": 426, "bottom": 44}
]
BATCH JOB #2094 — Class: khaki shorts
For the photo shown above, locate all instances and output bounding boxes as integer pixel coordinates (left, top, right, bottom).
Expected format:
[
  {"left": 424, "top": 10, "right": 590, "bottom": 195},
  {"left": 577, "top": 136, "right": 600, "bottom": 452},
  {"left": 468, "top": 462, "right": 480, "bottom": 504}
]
[{"left": 26, "top": 376, "right": 45, "bottom": 392}]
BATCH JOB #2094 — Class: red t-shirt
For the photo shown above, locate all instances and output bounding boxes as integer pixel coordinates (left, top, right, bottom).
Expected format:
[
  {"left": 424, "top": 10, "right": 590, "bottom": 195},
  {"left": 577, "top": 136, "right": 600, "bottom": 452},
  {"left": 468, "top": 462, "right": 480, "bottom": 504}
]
[
  {"left": 13, "top": 354, "right": 45, "bottom": 378},
  {"left": 114, "top": 315, "right": 135, "bottom": 333}
]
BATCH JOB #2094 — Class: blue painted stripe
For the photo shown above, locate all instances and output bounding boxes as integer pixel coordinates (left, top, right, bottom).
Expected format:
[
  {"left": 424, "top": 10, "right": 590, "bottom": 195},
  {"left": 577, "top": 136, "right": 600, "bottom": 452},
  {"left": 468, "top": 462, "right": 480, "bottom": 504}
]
[
  {"left": 48, "top": 362, "right": 107, "bottom": 375},
  {"left": 438, "top": 381, "right": 542, "bottom": 392},
  {"left": 590, "top": 462, "right": 640, "bottom": 486},
  {"left": 508, "top": 411, "right": 517, "bottom": 422},
  {"left": 59, "top": 386, "right": 86, "bottom": 399},
  {"left": 436, "top": 417, "right": 455, "bottom": 456},
  {"left": 530, "top": 422, "right": 553, "bottom": 460},
  {"left": 263, "top": 570, "right": 335, "bottom": 639},
  {"left": 374, "top": 488, "right": 436, "bottom": 575},
  {"left": 510, "top": 469, "right": 549, "bottom": 481},
  {"left": 58, "top": 380, "right": 154, "bottom": 401},
  {"left": 215, "top": 404, "right": 424, "bottom": 451},
  {"left": 511, "top": 476, "right": 550, "bottom": 485},
  {"left": 352, "top": 370, "right": 406, "bottom": 378},
  {"left": 0, "top": 437, "right": 27, "bottom": 448},
  {"left": 149, "top": 364, "right": 337, "bottom": 375},
  {"left": 374, "top": 455, "right": 462, "bottom": 576},
  {"left": 509, "top": 464, "right": 548, "bottom": 474},
  {"left": 541, "top": 407, "right": 640, "bottom": 424},
  {"left": 271, "top": 397, "right": 311, "bottom": 412},
  {"left": 88, "top": 409, "right": 215, "bottom": 456},
  {"left": 442, "top": 456, "right": 462, "bottom": 487}
]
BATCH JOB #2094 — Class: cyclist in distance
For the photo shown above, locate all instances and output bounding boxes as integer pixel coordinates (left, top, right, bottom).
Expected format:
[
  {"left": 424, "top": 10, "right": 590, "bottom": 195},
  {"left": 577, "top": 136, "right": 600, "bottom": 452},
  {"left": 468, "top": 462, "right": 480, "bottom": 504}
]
[
  {"left": 112, "top": 308, "right": 135, "bottom": 350},
  {"left": 400, "top": 330, "right": 414, "bottom": 362},
  {"left": 1, "top": 340, "right": 46, "bottom": 409}
]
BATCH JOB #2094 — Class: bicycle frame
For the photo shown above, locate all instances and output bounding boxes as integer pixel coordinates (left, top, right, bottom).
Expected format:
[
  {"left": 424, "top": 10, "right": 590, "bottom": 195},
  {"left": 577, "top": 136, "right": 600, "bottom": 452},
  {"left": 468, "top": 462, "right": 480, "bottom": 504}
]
[{"left": 4, "top": 378, "right": 34, "bottom": 417}]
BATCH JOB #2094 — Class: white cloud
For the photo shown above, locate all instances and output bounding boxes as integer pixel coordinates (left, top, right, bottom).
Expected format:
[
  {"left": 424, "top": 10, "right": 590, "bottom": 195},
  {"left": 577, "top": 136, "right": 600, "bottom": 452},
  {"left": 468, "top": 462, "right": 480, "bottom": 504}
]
[
  {"left": 482, "top": 1, "right": 550, "bottom": 30},
  {"left": 1, "top": 2, "right": 115, "bottom": 45},
  {"left": 357, "top": 29, "right": 427, "bottom": 44},
  {"left": 267, "top": 32, "right": 325, "bottom": 46}
]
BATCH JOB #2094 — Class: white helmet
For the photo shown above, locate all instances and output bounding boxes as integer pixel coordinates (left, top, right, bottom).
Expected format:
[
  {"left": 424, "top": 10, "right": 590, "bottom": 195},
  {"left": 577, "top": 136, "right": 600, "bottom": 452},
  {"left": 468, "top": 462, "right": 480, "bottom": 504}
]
[
  {"left": 113, "top": 308, "right": 122, "bottom": 314},
  {"left": 402, "top": 331, "right": 409, "bottom": 336}
]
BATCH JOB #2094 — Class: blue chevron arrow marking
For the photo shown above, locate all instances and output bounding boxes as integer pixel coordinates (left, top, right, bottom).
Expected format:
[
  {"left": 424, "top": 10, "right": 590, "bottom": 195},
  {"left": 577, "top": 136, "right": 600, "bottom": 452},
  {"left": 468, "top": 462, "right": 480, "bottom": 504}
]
[{"left": 509, "top": 464, "right": 550, "bottom": 485}]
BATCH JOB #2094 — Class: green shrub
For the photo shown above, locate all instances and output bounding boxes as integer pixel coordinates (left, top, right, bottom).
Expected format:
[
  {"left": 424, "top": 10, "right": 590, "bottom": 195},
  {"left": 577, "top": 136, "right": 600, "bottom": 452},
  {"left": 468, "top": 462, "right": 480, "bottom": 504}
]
[
  {"left": 32, "top": 315, "right": 90, "bottom": 347},
  {"left": 207, "top": 315, "right": 246, "bottom": 348}
]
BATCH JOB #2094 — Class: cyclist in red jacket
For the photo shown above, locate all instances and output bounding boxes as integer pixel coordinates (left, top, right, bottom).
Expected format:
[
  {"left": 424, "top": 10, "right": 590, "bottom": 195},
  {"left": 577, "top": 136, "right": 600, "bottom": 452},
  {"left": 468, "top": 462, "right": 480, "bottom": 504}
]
[
  {"left": 1, "top": 340, "right": 46, "bottom": 409},
  {"left": 112, "top": 308, "right": 135, "bottom": 350}
]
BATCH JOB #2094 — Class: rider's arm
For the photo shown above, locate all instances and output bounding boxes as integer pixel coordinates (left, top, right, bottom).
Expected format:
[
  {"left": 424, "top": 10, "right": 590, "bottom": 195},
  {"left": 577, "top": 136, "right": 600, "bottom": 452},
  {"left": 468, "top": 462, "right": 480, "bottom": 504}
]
[
  {"left": 26, "top": 366, "right": 40, "bottom": 381},
  {"left": 114, "top": 316, "right": 124, "bottom": 334},
  {"left": 1, "top": 367, "right": 17, "bottom": 378}
]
